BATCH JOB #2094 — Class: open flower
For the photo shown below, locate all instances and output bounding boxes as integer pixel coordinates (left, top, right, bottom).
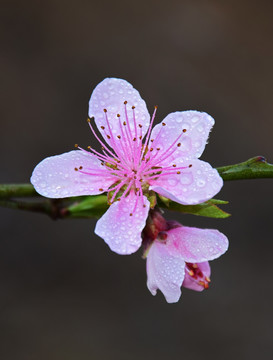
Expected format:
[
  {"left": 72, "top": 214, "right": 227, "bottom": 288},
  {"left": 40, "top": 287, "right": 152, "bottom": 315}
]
[
  {"left": 31, "top": 78, "right": 223, "bottom": 255},
  {"left": 146, "top": 221, "right": 228, "bottom": 303}
]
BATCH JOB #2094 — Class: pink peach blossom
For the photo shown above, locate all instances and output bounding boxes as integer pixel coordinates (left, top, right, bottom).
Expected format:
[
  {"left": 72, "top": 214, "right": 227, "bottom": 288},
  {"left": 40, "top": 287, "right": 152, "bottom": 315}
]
[
  {"left": 146, "top": 223, "right": 228, "bottom": 303},
  {"left": 31, "top": 78, "right": 223, "bottom": 255}
]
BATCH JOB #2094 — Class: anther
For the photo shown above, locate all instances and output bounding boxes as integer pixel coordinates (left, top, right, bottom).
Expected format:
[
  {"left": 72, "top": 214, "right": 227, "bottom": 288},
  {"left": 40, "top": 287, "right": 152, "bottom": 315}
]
[
  {"left": 162, "top": 122, "right": 166, "bottom": 126},
  {"left": 172, "top": 164, "right": 176, "bottom": 167},
  {"left": 177, "top": 143, "right": 181, "bottom": 147},
  {"left": 101, "top": 126, "right": 105, "bottom": 130},
  {"left": 74, "top": 144, "right": 78, "bottom": 148},
  {"left": 189, "top": 164, "right": 192, "bottom": 168},
  {"left": 156, "top": 147, "right": 160, "bottom": 151},
  {"left": 79, "top": 166, "right": 83, "bottom": 170},
  {"left": 133, "top": 137, "right": 136, "bottom": 141},
  {"left": 183, "top": 129, "right": 187, "bottom": 133},
  {"left": 132, "top": 106, "right": 135, "bottom": 109},
  {"left": 150, "top": 148, "right": 153, "bottom": 152},
  {"left": 154, "top": 105, "right": 158, "bottom": 109},
  {"left": 103, "top": 109, "right": 107, "bottom": 113},
  {"left": 99, "top": 188, "right": 104, "bottom": 191},
  {"left": 107, "top": 135, "right": 111, "bottom": 139},
  {"left": 123, "top": 121, "right": 126, "bottom": 126},
  {"left": 151, "top": 139, "right": 154, "bottom": 142},
  {"left": 138, "top": 124, "right": 142, "bottom": 128},
  {"left": 177, "top": 171, "right": 181, "bottom": 174},
  {"left": 117, "top": 198, "right": 121, "bottom": 201},
  {"left": 117, "top": 114, "right": 121, "bottom": 117},
  {"left": 130, "top": 213, "right": 133, "bottom": 216},
  {"left": 139, "top": 136, "right": 142, "bottom": 140},
  {"left": 101, "top": 147, "right": 105, "bottom": 150},
  {"left": 87, "top": 146, "right": 91, "bottom": 149},
  {"left": 188, "top": 270, "right": 194, "bottom": 277},
  {"left": 74, "top": 167, "right": 78, "bottom": 171},
  {"left": 205, "top": 276, "right": 211, "bottom": 283},
  {"left": 124, "top": 101, "right": 128, "bottom": 105},
  {"left": 136, "top": 188, "right": 139, "bottom": 191},
  {"left": 117, "top": 135, "right": 121, "bottom": 139},
  {"left": 87, "top": 118, "right": 91, "bottom": 123},
  {"left": 198, "top": 281, "right": 205, "bottom": 287}
]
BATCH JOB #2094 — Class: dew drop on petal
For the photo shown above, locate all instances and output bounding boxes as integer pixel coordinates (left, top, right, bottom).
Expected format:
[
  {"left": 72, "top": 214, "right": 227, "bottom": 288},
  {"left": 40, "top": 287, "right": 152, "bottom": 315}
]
[
  {"left": 191, "top": 116, "right": 199, "bottom": 123},
  {"left": 168, "top": 178, "right": 178, "bottom": 186},
  {"left": 180, "top": 173, "right": 193, "bottom": 185}
]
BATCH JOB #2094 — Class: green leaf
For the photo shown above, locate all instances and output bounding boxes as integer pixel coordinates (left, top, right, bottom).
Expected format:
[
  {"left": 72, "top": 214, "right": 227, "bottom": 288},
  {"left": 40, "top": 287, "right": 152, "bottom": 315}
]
[
  {"left": 158, "top": 195, "right": 230, "bottom": 218},
  {"left": 217, "top": 156, "right": 273, "bottom": 181},
  {"left": 68, "top": 195, "right": 109, "bottom": 218}
]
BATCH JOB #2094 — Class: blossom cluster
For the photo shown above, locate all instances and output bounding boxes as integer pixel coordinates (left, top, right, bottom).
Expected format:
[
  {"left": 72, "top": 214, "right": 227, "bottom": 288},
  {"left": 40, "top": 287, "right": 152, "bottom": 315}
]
[{"left": 31, "top": 78, "right": 228, "bottom": 303}]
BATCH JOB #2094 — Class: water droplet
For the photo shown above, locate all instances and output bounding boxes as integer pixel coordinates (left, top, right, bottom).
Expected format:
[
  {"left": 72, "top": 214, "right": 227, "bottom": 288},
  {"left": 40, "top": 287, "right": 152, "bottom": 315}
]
[
  {"left": 191, "top": 116, "right": 199, "bottom": 123},
  {"left": 180, "top": 173, "right": 193, "bottom": 185},
  {"left": 168, "top": 178, "right": 178, "bottom": 186},
  {"left": 197, "top": 178, "right": 206, "bottom": 187}
]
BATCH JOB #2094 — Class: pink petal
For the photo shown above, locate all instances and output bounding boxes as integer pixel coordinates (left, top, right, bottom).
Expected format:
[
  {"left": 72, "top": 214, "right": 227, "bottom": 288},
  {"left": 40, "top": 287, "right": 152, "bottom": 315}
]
[
  {"left": 31, "top": 150, "right": 115, "bottom": 198},
  {"left": 149, "top": 159, "right": 223, "bottom": 205},
  {"left": 183, "top": 262, "right": 211, "bottom": 292},
  {"left": 167, "top": 226, "right": 229, "bottom": 263},
  {"left": 94, "top": 192, "right": 150, "bottom": 255},
  {"left": 89, "top": 78, "right": 150, "bottom": 143},
  {"left": 147, "top": 240, "right": 185, "bottom": 303},
  {"left": 149, "top": 111, "right": 214, "bottom": 163}
]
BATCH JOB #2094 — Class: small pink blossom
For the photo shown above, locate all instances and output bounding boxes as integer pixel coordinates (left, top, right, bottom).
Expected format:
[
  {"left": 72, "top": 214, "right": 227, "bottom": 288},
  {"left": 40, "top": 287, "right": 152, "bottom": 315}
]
[
  {"left": 146, "top": 222, "right": 228, "bottom": 303},
  {"left": 31, "top": 78, "right": 223, "bottom": 255}
]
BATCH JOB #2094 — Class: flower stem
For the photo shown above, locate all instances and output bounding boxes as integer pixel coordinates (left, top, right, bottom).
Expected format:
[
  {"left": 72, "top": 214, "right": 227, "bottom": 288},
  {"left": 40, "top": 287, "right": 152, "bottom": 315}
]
[
  {"left": 0, "top": 184, "right": 37, "bottom": 199},
  {"left": 216, "top": 156, "right": 273, "bottom": 181},
  {"left": 0, "top": 198, "right": 62, "bottom": 219}
]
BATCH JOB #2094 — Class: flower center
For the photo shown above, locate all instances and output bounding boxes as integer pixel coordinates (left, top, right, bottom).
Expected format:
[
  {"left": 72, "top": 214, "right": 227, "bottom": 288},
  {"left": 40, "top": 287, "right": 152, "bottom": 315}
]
[{"left": 74, "top": 101, "right": 191, "bottom": 215}]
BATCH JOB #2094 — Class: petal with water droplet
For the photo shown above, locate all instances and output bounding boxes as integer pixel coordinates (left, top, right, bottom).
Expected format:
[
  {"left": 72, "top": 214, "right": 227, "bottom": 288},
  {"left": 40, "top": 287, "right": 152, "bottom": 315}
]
[
  {"left": 147, "top": 239, "right": 185, "bottom": 303},
  {"left": 95, "top": 192, "right": 150, "bottom": 255},
  {"left": 167, "top": 226, "right": 229, "bottom": 263},
  {"left": 89, "top": 78, "right": 150, "bottom": 144},
  {"left": 149, "top": 111, "right": 214, "bottom": 163},
  {"left": 149, "top": 159, "right": 223, "bottom": 205},
  {"left": 31, "top": 150, "right": 115, "bottom": 198}
]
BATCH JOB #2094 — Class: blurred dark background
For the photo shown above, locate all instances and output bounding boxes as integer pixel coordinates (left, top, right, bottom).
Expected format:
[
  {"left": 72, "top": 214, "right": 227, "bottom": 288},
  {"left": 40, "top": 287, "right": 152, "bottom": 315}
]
[{"left": 0, "top": 0, "right": 273, "bottom": 359}]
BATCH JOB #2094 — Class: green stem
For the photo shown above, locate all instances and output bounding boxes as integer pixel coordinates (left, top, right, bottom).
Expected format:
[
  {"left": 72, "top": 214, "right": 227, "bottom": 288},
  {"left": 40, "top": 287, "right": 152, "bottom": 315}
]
[
  {"left": 0, "top": 184, "right": 37, "bottom": 199},
  {"left": 216, "top": 156, "right": 273, "bottom": 181},
  {"left": 0, "top": 198, "right": 62, "bottom": 219}
]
